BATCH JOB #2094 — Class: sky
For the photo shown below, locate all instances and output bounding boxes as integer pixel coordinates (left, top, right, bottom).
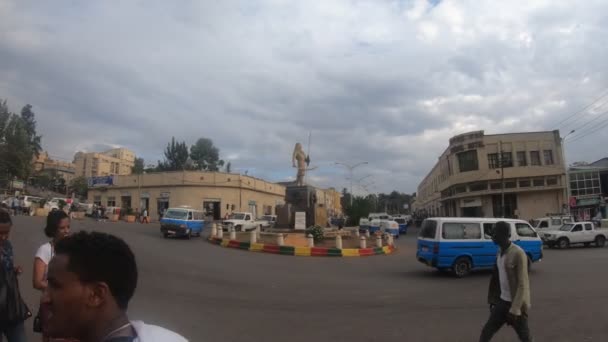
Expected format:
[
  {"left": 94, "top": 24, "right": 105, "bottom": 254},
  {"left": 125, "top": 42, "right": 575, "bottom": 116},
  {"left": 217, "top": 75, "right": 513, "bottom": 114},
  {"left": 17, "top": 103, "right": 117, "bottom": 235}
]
[{"left": 2, "top": 0, "right": 608, "bottom": 195}]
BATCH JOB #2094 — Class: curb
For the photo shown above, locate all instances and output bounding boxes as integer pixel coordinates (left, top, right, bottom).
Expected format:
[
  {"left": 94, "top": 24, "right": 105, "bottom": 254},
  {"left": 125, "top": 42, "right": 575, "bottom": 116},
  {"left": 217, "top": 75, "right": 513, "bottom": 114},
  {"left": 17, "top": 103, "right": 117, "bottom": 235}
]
[{"left": 208, "top": 237, "right": 396, "bottom": 257}]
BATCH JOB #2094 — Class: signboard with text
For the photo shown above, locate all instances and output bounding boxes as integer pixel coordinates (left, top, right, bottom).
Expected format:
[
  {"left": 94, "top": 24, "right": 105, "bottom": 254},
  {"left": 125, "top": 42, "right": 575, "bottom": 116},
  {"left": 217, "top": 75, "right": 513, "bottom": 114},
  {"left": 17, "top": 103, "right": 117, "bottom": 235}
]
[
  {"left": 88, "top": 176, "right": 114, "bottom": 187},
  {"left": 295, "top": 211, "right": 306, "bottom": 230}
]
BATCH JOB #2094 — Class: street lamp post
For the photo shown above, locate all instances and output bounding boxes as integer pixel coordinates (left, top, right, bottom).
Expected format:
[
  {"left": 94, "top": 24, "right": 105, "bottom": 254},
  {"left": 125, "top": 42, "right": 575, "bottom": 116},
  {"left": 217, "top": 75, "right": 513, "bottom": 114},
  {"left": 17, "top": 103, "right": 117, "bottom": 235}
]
[
  {"left": 562, "top": 130, "right": 575, "bottom": 215},
  {"left": 335, "top": 161, "right": 368, "bottom": 207}
]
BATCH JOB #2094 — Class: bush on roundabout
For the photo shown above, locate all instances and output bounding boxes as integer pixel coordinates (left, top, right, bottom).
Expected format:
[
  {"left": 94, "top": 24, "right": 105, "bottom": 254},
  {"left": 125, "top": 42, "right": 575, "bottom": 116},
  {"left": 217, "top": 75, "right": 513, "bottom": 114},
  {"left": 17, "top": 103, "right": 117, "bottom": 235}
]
[{"left": 305, "top": 225, "right": 324, "bottom": 243}]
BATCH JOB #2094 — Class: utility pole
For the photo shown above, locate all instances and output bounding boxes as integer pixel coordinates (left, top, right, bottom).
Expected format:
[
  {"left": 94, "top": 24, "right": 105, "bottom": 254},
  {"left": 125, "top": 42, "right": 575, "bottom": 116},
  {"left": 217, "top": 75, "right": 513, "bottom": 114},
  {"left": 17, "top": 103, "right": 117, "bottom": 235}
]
[
  {"left": 561, "top": 130, "right": 575, "bottom": 215},
  {"left": 500, "top": 141, "right": 505, "bottom": 218},
  {"left": 335, "top": 161, "right": 368, "bottom": 207}
]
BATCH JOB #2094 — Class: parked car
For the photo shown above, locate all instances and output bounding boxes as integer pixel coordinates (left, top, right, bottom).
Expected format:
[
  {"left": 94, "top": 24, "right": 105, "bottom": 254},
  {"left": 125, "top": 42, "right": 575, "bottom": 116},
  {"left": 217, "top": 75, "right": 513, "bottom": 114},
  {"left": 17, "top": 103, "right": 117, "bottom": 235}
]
[
  {"left": 417, "top": 217, "right": 543, "bottom": 277},
  {"left": 160, "top": 207, "right": 205, "bottom": 239},
  {"left": 541, "top": 221, "right": 607, "bottom": 248},
  {"left": 259, "top": 215, "right": 277, "bottom": 229},
  {"left": 223, "top": 212, "right": 263, "bottom": 232}
]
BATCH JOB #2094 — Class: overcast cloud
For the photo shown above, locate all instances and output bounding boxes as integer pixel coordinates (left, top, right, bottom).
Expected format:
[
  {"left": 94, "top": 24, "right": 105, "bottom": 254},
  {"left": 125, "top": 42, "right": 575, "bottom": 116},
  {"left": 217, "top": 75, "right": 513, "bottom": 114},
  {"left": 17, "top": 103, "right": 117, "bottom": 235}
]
[{"left": 2, "top": 0, "right": 608, "bottom": 194}]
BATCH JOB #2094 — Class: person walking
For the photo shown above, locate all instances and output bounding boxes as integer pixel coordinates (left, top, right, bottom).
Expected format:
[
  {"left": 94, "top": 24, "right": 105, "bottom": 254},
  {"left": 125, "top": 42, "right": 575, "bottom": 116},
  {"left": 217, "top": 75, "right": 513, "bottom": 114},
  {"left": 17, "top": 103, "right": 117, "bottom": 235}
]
[
  {"left": 43, "top": 231, "right": 187, "bottom": 342},
  {"left": 141, "top": 208, "right": 149, "bottom": 224},
  {"left": 33, "top": 210, "right": 71, "bottom": 342},
  {"left": 0, "top": 210, "right": 30, "bottom": 342},
  {"left": 479, "top": 221, "right": 532, "bottom": 342}
]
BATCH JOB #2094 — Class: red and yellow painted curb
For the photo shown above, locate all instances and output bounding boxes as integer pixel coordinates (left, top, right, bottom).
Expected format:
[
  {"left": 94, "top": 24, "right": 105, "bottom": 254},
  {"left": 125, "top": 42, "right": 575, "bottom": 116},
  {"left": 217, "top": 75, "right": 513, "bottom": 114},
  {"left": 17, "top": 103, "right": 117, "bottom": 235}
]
[{"left": 208, "top": 237, "right": 396, "bottom": 257}]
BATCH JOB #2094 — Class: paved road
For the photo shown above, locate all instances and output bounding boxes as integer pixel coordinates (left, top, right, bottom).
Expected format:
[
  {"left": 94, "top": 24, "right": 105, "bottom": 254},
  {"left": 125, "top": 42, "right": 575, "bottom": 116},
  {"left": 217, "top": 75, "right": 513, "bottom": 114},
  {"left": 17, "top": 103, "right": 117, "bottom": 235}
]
[{"left": 10, "top": 216, "right": 608, "bottom": 342}]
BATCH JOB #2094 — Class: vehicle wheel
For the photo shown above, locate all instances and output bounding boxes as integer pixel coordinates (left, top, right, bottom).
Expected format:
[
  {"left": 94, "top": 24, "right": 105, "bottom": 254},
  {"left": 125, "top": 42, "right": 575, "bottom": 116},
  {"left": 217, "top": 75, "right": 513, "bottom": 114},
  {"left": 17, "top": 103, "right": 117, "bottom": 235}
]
[
  {"left": 595, "top": 235, "right": 606, "bottom": 247},
  {"left": 236, "top": 225, "right": 242, "bottom": 232},
  {"left": 452, "top": 257, "right": 472, "bottom": 278},
  {"left": 558, "top": 238, "right": 570, "bottom": 249}
]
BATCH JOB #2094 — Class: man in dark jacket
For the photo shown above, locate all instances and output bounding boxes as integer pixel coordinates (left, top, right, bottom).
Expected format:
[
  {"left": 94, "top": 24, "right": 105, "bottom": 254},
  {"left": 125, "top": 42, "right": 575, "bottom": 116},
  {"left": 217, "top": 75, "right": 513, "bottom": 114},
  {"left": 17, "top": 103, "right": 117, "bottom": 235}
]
[{"left": 479, "top": 221, "right": 533, "bottom": 342}]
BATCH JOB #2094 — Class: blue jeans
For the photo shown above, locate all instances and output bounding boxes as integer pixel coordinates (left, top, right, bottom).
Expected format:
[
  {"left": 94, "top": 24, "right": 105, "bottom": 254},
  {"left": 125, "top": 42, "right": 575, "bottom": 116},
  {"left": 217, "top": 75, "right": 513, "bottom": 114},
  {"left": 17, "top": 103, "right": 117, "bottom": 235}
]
[{"left": 0, "top": 322, "right": 26, "bottom": 342}]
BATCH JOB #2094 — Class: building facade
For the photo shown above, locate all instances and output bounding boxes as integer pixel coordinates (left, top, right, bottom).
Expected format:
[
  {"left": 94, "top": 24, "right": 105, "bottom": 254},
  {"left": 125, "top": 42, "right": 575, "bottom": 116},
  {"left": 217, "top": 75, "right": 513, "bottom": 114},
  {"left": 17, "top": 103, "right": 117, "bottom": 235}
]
[
  {"left": 416, "top": 130, "right": 566, "bottom": 220},
  {"left": 87, "top": 171, "right": 286, "bottom": 221},
  {"left": 73, "top": 148, "right": 136, "bottom": 178},
  {"left": 33, "top": 151, "right": 77, "bottom": 183},
  {"left": 567, "top": 157, "right": 608, "bottom": 221}
]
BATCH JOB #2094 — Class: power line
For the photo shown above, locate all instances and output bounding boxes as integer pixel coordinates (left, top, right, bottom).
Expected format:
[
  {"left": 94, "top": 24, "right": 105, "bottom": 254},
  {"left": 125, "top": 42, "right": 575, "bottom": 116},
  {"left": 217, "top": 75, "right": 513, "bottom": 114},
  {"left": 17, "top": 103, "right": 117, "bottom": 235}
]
[
  {"left": 567, "top": 117, "right": 608, "bottom": 144},
  {"left": 551, "top": 88, "right": 608, "bottom": 129},
  {"left": 567, "top": 108, "right": 608, "bottom": 138}
]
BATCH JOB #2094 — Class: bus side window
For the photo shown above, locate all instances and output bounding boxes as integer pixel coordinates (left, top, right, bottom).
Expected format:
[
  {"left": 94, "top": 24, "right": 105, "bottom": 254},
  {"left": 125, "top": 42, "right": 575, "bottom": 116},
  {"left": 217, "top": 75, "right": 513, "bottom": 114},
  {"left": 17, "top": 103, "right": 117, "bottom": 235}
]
[{"left": 188, "top": 212, "right": 193, "bottom": 220}]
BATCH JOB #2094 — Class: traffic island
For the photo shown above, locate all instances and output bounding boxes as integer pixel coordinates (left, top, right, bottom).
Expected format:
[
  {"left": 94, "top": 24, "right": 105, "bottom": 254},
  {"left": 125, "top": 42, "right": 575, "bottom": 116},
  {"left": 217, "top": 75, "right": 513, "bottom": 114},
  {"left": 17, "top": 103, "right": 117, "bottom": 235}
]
[{"left": 207, "top": 224, "right": 396, "bottom": 257}]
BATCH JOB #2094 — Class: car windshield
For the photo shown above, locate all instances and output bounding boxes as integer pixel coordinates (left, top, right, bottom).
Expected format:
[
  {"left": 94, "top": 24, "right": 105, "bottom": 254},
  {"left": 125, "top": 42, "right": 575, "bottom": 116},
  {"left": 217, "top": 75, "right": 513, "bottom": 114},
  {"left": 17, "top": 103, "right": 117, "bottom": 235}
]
[
  {"left": 261, "top": 216, "right": 273, "bottom": 221},
  {"left": 229, "top": 213, "right": 246, "bottom": 220},
  {"left": 164, "top": 210, "right": 188, "bottom": 220},
  {"left": 559, "top": 224, "right": 574, "bottom": 231},
  {"left": 394, "top": 218, "right": 406, "bottom": 224}
]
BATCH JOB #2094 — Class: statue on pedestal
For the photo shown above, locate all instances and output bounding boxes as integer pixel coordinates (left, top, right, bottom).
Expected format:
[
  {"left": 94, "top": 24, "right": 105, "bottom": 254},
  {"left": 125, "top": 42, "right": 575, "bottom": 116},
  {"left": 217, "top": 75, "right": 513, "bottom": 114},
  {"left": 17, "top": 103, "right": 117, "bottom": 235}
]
[{"left": 292, "top": 142, "right": 310, "bottom": 186}]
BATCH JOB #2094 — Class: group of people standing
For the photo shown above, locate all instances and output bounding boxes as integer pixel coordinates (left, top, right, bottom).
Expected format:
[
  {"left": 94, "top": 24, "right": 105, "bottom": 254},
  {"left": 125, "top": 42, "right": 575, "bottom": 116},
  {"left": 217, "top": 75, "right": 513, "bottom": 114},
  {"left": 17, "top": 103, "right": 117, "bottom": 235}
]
[{"left": 0, "top": 209, "right": 187, "bottom": 342}]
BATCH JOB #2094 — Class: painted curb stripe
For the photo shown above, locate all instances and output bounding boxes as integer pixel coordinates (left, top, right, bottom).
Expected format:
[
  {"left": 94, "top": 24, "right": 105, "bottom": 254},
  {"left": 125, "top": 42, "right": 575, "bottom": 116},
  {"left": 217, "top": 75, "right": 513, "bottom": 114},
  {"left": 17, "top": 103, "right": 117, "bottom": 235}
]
[
  {"left": 342, "top": 248, "right": 360, "bottom": 257},
  {"left": 250, "top": 243, "right": 264, "bottom": 252},
  {"left": 311, "top": 247, "right": 329, "bottom": 256},
  {"left": 208, "top": 238, "right": 396, "bottom": 257},
  {"left": 295, "top": 246, "right": 311, "bottom": 256},
  {"left": 263, "top": 245, "right": 280, "bottom": 254}
]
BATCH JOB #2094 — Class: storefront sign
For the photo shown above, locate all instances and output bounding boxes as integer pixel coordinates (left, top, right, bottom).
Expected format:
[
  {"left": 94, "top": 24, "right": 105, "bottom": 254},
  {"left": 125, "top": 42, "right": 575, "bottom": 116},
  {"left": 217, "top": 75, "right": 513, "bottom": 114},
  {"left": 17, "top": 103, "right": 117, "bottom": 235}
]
[
  {"left": 577, "top": 197, "right": 600, "bottom": 206},
  {"left": 88, "top": 176, "right": 114, "bottom": 187},
  {"left": 11, "top": 180, "right": 24, "bottom": 190},
  {"left": 140, "top": 192, "right": 150, "bottom": 198},
  {"left": 460, "top": 198, "right": 482, "bottom": 208},
  {"left": 160, "top": 192, "right": 170, "bottom": 198},
  {"left": 248, "top": 200, "right": 256, "bottom": 206},
  {"left": 295, "top": 212, "right": 306, "bottom": 230}
]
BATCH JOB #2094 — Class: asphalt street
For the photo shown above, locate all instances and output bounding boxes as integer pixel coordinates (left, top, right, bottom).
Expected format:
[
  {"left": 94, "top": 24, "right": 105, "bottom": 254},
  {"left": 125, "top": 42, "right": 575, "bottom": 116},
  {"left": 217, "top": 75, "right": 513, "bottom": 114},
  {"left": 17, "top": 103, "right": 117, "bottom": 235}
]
[{"left": 9, "top": 216, "right": 608, "bottom": 342}]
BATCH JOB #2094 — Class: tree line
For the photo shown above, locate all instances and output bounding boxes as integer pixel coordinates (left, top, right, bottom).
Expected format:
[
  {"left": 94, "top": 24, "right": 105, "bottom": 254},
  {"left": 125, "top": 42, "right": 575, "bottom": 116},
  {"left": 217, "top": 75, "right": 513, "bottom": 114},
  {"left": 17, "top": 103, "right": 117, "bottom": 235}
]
[
  {"left": 131, "top": 136, "right": 232, "bottom": 174},
  {"left": 341, "top": 189, "right": 414, "bottom": 226}
]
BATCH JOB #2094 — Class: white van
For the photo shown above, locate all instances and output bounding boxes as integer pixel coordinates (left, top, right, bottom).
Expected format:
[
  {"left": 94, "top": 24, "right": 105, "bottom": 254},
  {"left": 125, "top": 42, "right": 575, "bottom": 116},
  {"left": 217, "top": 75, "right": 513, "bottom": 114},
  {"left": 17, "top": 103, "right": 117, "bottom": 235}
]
[
  {"left": 532, "top": 215, "right": 573, "bottom": 231},
  {"left": 417, "top": 217, "right": 543, "bottom": 277}
]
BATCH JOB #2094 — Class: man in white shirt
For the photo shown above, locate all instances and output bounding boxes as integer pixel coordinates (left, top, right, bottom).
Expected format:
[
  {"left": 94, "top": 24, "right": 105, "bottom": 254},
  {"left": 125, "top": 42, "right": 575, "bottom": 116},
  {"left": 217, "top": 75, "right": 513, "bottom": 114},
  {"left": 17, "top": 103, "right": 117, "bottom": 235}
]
[{"left": 44, "top": 231, "right": 187, "bottom": 342}]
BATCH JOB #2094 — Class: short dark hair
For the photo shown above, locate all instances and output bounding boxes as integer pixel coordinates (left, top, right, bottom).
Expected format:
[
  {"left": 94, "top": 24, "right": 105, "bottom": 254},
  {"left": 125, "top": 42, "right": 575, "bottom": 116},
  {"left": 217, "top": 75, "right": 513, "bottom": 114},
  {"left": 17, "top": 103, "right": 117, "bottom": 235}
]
[
  {"left": 54, "top": 231, "right": 138, "bottom": 310},
  {"left": 0, "top": 209, "right": 11, "bottom": 225},
  {"left": 44, "top": 210, "right": 69, "bottom": 238},
  {"left": 495, "top": 221, "right": 511, "bottom": 236}
]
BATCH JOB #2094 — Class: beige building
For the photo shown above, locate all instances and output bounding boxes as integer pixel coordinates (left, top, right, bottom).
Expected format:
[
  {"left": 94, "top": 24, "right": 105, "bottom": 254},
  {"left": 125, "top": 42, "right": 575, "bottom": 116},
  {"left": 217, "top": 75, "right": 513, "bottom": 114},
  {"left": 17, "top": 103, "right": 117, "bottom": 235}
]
[
  {"left": 87, "top": 171, "right": 286, "bottom": 221},
  {"left": 33, "top": 151, "right": 77, "bottom": 183},
  {"left": 315, "top": 187, "right": 343, "bottom": 217},
  {"left": 73, "top": 148, "right": 136, "bottom": 178},
  {"left": 416, "top": 130, "right": 567, "bottom": 220}
]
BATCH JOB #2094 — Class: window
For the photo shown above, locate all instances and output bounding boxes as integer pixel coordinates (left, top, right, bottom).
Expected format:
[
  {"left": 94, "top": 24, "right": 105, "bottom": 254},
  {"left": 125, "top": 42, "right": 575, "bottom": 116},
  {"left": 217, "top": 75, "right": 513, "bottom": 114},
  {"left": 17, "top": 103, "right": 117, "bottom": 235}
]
[
  {"left": 469, "top": 182, "right": 487, "bottom": 192},
  {"left": 516, "top": 151, "right": 527, "bottom": 166},
  {"left": 572, "top": 224, "right": 582, "bottom": 232},
  {"left": 533, "top": 178, "right": 544, "bottom": 187},
  {"left": 483, "top": 223, "right": 496, "bottom": 239},
  {"left": 501, "top": 152, "right": 513, "bottom": 167},
  {"left": 543, "top": 150, "right": 554, "bottom": 165},
  {"left": 454, "top": 185, "right": 467, "bottom": 194},
  {"left": 457, "top": 150, "right": 479, "bottom": 172},
  {"left": 546, "top": 177, "right": 558, "bottom": 186},
  {"left": 505, "top": 181, "right": 517, "bottom": 189},
  {"left": 188, "top": 212, "right": 193, "bottom": 220},
  {"left": 488, "top": 153, "right": 499, "bottom": 169},
  {"left": 530, "top": 151, "right": 541, "bottom": 166},
  {"left": 420, "top": 220, "right": 437, "bottom": 239},
  {"left": 551, "top": 219, "right": 562, "bottom": 226},
  {"left": 442, "top": 222, "right": 481, "bottom": 239},
  {"left": 519, "top": 179, "right": 530, "bottom": 187},
  {"left": 569, "top": 171, "right": 601, "bottom": 196},
  {"left": 585, "top": 224, "right": 593, "bottom": 231},
  {"left": 245, "top": 215, "right": 251, "bottom": 220},
  {"left": 93, "top": 196, "right": 102, "bottom": 206},
  {"left": 490, "top": 183, "right": 502, "bottom": 190},
  {"left": 107, "top": 197, "right": 116, "bottom": 207},
  {"left": 539, "top": 221, "right": 548, "bottom": 228},
  {"left": 515, "top": 223, "right": 537, "bottom": 237}
]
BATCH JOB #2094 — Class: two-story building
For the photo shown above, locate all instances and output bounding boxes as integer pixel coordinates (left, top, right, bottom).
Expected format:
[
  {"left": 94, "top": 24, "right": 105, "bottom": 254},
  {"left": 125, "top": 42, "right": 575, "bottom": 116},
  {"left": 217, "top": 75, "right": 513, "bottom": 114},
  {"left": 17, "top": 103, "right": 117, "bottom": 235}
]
[{"left": 416, "top": 130, "right": 567, "bottom": 220}]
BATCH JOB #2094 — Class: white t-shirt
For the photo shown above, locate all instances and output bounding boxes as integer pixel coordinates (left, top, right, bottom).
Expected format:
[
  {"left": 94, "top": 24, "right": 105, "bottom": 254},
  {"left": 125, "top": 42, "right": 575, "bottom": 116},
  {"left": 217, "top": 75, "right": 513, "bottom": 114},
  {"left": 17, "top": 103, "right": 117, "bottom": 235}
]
[
  {"left": 131, "top": 321, "right": 188, "bottom": 342},
  {"left": 35, "top": 242, "right": 53, "bottom": 279},
  {"left": 497, "top": 252, "right": 512, "bottom": 302}
]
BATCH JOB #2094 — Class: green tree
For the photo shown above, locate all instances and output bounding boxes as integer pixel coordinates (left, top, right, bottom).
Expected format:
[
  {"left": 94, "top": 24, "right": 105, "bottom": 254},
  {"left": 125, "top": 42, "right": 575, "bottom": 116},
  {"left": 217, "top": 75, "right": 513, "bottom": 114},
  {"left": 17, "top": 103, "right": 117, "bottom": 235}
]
[
  {"left": 20, "top": 104, "right": 42, "bottom": 157},
  {"left": 132, "top": 157, "right": 145, "bottom": 174},
  {"left": 344, "top": 196, "right": 374, "bottom": 226},
  {"left": 70, "top": 176, "right": 89, "bottom": 198},
  {"left": 158, "top": 137, "right": 189, "bottom": 171},
  {"left": 1, "top": 113, "right": 31, "bottom": 180},
  {"left": 189, "top": 137, "right": 224, "bottom": 171},
  {"left": 225, "top": 161, "right": 232, "bottom": 173}
]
